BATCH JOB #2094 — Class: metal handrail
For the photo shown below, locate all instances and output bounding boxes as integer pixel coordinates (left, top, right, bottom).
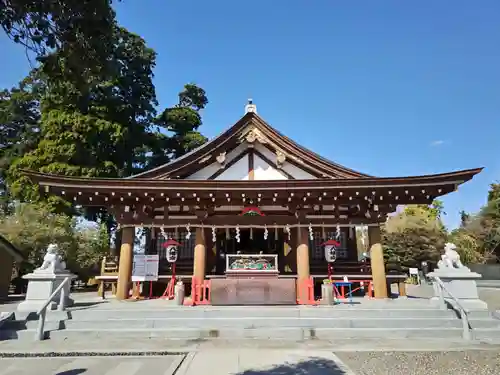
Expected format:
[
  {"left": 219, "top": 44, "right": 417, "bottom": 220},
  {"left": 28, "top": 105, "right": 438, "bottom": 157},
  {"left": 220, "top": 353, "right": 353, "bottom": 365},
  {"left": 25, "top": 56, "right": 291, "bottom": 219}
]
[
  {"left": 35, "top": 276, "right": 71, "bottom": 341},
  {"left": 432, "top": 276, "right": 472, "bottom": 340}
]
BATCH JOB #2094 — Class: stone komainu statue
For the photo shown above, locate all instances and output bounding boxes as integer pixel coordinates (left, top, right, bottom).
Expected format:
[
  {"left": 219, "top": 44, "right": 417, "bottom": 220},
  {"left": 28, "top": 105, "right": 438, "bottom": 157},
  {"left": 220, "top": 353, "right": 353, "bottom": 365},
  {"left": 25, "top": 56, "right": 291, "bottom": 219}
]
[
  {"left": 437, "top": 242, "right": 465, "bottom": 269},
  {"left": 34, "top": 243, "right": 67, "bottom": 273}
]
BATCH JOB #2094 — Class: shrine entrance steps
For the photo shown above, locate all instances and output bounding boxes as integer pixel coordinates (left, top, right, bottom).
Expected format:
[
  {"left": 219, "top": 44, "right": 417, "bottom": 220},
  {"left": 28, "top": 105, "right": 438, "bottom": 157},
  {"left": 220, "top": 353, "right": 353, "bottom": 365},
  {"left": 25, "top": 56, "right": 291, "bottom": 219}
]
[{"left": 2, "top": 298, "right": 500, "bottom": 342}]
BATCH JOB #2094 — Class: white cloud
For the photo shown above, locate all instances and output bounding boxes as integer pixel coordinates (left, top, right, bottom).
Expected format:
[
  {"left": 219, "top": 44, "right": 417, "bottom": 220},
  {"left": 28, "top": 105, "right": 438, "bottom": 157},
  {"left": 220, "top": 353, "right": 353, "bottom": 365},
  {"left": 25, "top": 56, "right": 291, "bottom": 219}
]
[{"left": 430, "top": 140, "right": 445, "bottom": 146}]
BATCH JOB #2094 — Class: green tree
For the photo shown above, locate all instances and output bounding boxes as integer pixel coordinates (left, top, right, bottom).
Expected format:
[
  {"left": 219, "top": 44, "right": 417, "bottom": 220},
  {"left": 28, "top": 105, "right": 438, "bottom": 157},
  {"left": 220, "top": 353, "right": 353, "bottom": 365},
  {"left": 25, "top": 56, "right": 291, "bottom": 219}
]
[
  {"left": 0, "top": 203, "right": 108, "bottom": 277},
  {"left": 383, "top": 206, "right": 447, "bottom": 270},
  {"left": 148, "top": 84, "right": 208, "bottom": 168},
  {"left": 404, "top": 200, "right": 445, "bottom": 221},
  {"left": 487, "top": 183, "right": 500, "bottom": 203},
  {"left": 448, "top": 183, "right": 500, "bottom": 264},
  {"left": 0, "top": 71, "right": 43, "bottom": 212},
  {"left": 1, "top": 0, "right": 118, "bottom": 85},
  {"left": 7, "top": 26, "right": 157, "bottom": 210}
]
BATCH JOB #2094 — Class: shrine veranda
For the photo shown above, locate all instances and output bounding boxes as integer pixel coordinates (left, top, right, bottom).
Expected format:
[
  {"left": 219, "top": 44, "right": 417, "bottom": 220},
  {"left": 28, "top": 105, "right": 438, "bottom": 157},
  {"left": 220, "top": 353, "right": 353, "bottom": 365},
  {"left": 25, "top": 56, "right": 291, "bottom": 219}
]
[{"left": 24, "top": 101, "right": 482, "bottom": 305}]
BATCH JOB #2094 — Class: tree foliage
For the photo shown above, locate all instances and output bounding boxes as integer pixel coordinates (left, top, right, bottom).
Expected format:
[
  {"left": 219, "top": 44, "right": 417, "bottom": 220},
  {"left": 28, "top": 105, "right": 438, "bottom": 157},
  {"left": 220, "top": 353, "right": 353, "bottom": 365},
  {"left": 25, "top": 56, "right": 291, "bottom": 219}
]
[
  {"left": 0, "top": 70, "right": 43, "bottom": 212},
  {"left": 0, "top": 203, "right": 109, "bottom": 277},
  {"left": 449, "top": 183, "right": 500, "bottom": 264},
  {"left": 0, "top": 5, "right": 211, "bottom": 276},
  {"left": 5, "top": 26, "right": 158, "bottom": 216},
  {"left": 147, "top": 84, "right": 208, "bottom": 169},
  {"left": 1, "top": 0, "right": 119, "bottom": 85},
  {"left": 383, "top": 202, "right": 447, "bottom": 270}
]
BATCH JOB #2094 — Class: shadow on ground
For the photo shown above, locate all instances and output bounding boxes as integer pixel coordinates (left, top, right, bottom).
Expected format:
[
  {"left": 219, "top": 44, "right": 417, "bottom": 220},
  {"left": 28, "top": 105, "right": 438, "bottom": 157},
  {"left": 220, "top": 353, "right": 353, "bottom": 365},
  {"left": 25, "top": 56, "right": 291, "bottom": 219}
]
[
  {"left": 56, "top": 369, "right": 86, "bottom": 375},
  {"left": 69, "top": 301, "right": 108, "bottom": 311},
  {"left": 0, "top": 295, "right": 25, "bottom": 305},
  {"left": 236, "top": 357, "right": 349, "bottom": 375}
]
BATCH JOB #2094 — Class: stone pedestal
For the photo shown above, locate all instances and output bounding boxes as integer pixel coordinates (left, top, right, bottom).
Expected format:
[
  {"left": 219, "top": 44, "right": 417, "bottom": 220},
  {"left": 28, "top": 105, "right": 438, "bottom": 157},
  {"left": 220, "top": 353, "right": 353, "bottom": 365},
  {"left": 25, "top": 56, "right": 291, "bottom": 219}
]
[
  {"left": 428, "top": 269, "right": 488, "bottom": 310},
  {"left": 174, "top": 281, "right": 185, "bottom": 306},
  {"left": 17, "top": 272, "right": 76, "bottom": 312},
  {"left": 321, "top": 283, "right": 334, "bottom": 305}
]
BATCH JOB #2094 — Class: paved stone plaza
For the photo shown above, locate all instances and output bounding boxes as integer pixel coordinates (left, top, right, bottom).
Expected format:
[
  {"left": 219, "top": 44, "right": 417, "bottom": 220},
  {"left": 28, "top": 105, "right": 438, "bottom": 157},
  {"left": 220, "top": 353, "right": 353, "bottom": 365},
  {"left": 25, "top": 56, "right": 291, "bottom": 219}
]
[
  {"left": 1, "top": 285, "right": 500, "bottom": 374},
  {"left": 1, "top": 349, "right": 500, "bottom": 375}
]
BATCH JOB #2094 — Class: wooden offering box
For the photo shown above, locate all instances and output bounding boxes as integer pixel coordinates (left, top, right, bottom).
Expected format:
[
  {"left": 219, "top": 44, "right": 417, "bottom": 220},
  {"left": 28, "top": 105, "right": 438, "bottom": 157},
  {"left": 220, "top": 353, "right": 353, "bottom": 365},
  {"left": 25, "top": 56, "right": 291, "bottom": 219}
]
[{"left": 210, "top": 254, "right": 296, "bottom": 305}]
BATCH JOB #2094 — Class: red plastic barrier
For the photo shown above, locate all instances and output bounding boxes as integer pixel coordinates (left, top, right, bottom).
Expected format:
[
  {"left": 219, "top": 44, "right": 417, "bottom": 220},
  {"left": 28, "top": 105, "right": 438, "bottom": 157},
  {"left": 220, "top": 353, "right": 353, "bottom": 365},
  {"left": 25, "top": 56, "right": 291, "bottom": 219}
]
[
  {"left": 191, "top": 277, "right": 211, "bottom": 305},
  {"left": 297, "top": 277, "right": 317, "bottom": 305}
]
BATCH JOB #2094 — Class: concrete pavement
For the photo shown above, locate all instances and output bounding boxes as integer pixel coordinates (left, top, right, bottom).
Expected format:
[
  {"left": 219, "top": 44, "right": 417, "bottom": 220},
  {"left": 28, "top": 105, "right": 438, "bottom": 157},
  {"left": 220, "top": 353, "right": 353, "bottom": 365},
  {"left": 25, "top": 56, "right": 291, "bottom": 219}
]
[
  {"left": 0, "top": 355, "right": 185, "bottom": 375},
  {"left": 2, "top": 349, "right": 500, "bottom": 375},
  {"left": 0, "top": 351, "right": 355, "bottom": 375}
]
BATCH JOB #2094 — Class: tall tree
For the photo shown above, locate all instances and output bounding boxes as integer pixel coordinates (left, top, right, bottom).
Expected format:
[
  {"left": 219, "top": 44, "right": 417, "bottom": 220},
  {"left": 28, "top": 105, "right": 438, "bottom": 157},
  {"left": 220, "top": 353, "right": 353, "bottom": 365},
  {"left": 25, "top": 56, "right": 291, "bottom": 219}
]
[
  {"left": 404, "top": 200, "right": 445, "bottom": 221},
  {"left": 0, "top": 70, "right": 43, "bottom": 212},
  {"left": 448, "top": 183, "right": 500, "bottom": 265},
  {"left": 1, "top": 0, "right": 118, "bottom": 85},
  {"left": 383, "top": 204, "right": 448, "bottom": 270},
  {"left": 147, "top": 84, "right": 208, "bottom": 169},
  {"left": 7, "top": 26, "right": 157, "bottom": 211}
]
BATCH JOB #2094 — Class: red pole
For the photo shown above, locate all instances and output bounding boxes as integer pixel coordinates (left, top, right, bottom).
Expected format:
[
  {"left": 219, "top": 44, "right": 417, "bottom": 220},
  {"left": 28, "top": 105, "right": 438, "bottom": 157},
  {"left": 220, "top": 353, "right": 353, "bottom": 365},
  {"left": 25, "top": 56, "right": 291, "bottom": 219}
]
[{"left": 172, "top": 262, "right": 177, "bottom": 286}]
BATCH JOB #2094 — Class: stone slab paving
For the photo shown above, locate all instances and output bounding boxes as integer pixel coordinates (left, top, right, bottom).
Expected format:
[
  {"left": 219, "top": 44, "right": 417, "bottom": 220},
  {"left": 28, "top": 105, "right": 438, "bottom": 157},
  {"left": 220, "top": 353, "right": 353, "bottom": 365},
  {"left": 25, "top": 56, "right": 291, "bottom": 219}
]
[
  {"left": 0, "top": 355, "right": 185, "bottom": 375},
  {"left": 2, "top": 349, "right": 500, "bottom": 375},
  {"left": 2, "top": 337, "right": 499, "bottom": 353},
  {"left": 335, "top": 351, "right": 500, "bottom": 375},
  {"left": 176, "top": 349, "right": 355, "bottom": 375}
]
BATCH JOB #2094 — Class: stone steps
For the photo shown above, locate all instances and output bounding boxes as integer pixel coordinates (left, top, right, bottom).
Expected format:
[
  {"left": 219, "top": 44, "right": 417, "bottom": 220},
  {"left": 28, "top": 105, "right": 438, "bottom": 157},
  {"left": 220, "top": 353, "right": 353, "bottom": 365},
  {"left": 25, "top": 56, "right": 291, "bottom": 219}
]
[
  {"left": 3, "top": 326, "right": 500, "bottom": 341},
  {"left": 63, "top": 307, "right": 467, "bottom": 320},
  {"left": 2, "top": 304, "right": 499, "bottom": 342},
  {"left": 19, "top": 316, "right": 500, "bottom": 330}
]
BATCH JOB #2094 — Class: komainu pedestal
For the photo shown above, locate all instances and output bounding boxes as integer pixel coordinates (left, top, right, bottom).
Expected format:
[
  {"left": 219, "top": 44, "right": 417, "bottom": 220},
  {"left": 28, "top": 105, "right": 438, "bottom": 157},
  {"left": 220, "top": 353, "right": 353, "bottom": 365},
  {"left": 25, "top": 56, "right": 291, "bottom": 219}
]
[
  {"left": 17, "top": 244, "right": 76, "bottom": 312},
  {"left": 428, "top": 243, "right": 488, "bottom": 311}
]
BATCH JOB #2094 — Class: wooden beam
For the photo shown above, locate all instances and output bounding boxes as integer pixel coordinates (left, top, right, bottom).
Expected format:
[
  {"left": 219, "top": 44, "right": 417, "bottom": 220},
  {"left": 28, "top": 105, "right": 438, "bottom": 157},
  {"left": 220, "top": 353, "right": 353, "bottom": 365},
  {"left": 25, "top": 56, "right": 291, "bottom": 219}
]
[
  {"left": 253, "top": 148, "right": 294, "bottom": 179},
  {"left": 248, "top": 149, "right": 254, "bottom": 180},
  {"left": 117, "top": 215, "right": 382, "bottom": 227},
  {"left": 207, "top": 149, "right": 249, "bottom": 180}
]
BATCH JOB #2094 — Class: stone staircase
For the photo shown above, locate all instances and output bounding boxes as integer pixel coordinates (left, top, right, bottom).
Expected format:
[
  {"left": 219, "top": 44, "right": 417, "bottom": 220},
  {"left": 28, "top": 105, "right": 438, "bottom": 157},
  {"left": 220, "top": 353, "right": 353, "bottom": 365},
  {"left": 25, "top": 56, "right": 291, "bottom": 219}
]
[{"left": 2, "top": 299, "right": 500, "bottom": 342}]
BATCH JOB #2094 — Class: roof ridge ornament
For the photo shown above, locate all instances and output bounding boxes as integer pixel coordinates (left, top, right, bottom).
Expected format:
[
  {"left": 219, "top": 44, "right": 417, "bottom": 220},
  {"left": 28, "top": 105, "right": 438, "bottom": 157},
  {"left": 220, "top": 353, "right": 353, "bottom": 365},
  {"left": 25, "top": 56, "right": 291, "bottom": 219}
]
[{"left": 245, "top": 98, "right": 257, "bottom": 114}]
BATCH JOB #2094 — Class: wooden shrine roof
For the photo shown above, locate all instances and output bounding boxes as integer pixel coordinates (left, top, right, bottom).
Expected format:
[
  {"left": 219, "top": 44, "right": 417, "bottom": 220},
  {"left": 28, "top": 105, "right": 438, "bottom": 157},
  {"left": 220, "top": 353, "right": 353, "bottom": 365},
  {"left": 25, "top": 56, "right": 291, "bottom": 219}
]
[
  {"left": 23, "top": 168, "right": 482, "bottom": 226},
  {"left": 25, "top": 167, "right": 482, "bottom": 207},
  {"left": 129, "top": 112, "right": 372, "bottom": 180}
]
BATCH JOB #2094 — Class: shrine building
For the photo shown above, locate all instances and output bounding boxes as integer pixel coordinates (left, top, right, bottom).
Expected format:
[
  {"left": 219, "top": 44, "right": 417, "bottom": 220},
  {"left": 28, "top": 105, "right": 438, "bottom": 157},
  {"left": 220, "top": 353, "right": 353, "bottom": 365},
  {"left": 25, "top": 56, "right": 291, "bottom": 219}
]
[{"left": 25, "top": 100, "right": 482, "bottom": 305}]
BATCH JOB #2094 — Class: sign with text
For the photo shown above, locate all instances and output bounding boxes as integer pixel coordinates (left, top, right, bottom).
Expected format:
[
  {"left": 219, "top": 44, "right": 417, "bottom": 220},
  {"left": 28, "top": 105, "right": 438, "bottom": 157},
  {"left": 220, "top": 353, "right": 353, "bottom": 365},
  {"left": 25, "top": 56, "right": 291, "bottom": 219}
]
[{"left": 132, "top": 254, "right": 159, "bottom": 282}]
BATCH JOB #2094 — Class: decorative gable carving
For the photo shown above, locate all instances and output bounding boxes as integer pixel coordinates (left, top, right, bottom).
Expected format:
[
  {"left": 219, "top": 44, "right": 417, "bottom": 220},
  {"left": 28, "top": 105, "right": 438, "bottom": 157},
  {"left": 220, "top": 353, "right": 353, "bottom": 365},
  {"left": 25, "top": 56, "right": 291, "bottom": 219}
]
[{"left": 240, "top": 126, "right": 268, "bottom": 145}]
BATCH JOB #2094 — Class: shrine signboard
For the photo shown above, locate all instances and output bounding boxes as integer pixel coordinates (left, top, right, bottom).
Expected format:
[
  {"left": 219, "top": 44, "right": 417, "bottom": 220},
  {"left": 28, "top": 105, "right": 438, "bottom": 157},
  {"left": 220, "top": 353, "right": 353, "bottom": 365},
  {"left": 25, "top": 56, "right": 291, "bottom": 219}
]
[{"left": 132, "top": 254, "right": 159, "bottom": 282}]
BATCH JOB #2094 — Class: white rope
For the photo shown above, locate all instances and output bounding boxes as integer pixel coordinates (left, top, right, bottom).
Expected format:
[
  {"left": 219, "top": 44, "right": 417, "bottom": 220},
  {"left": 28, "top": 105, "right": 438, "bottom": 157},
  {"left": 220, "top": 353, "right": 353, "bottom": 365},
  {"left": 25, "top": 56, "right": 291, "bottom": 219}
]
[{"left": 118, "top": 223, "right": 381, "bottom": 229}]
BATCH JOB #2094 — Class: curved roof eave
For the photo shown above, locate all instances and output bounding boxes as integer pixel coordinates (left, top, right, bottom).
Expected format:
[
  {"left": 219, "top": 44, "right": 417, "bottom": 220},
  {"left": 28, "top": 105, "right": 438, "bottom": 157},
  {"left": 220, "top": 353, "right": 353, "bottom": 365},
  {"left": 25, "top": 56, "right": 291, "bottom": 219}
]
[{"left": 23, "top": 167, "right": 484, "bottom": 189}]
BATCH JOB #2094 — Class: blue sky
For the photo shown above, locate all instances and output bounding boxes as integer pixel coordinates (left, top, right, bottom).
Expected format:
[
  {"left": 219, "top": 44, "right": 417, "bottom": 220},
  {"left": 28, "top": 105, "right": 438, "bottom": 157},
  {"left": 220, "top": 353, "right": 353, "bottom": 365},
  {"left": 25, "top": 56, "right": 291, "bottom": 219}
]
[{"left": 1, "top": 1, "right": 499, "bottom": 229}]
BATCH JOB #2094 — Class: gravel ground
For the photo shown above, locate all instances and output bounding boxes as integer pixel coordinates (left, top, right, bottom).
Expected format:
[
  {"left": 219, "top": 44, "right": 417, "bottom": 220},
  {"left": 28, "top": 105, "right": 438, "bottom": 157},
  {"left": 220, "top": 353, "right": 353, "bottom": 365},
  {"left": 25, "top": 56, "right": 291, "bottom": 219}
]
[{"left": 336, "top": 351, "right": 500, "bottom": 375}]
